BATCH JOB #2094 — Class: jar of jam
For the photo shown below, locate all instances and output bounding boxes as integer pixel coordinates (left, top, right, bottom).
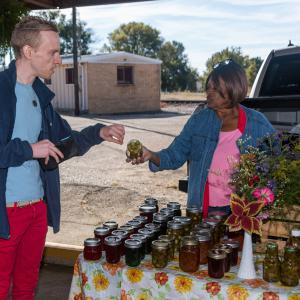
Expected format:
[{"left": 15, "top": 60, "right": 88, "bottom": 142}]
[
  {"left": 167, "top": 202, "right": 182, "bottom": 216},
  {"left": 173, "top": 216, "right": 192, "bottom": 236},
  {"left": 192, "top": 228, "right": 211, "bottom": 237},
  {"left": 287, "top": 228, "right": 300, "bottom": 278},
  {"left": 152, "top": 240, "right": 169, "bottom": 268},
  {"left": 144, "top": 197, "right": 159, "bottom": 212},
  {"left": 214, "top": 244, "right": 232, "bottom": 272},
  {"left": 208, "top": 249, "right": 226, "bottom": 279},
  {"left": 158, "top": 235, "right": 175, "bottom": 260},
  {"left": 125, "top": 239, "right": 142, "bottom": 267},
  {"left": 153, "top": 213, "right": 169, "bottom": 235},
  {"left": 104, "top": 236, "right": 122, "bottom": 264},
  {"left": 221, "top": 239, "right": 239, "bottom": 266},
  {"left": 228, "top": 230, "right": 244, "bottom": 251},
  {"left": 263, "top": 242, "right": 280, "bottom": 282},
  {"left": 103, "top": 220, "right": 118, "bottom": 233},
  {"left": 83, "top": 238, "right": 101, "bottom": 261},
  {"left": 130, "top": 233, "right": 147, "bottom": 259},
  {"left": 167, "top": 220, "right": 184, "bottom": 252},
  {"left": 139, "top": 204, "right": 157, "bottom": 223},
  {"left": 112, "top": 229, "right": 129, "bottom": 256},
  {"left": 186, "top": 206, "right": 202, "bottom": 227},
  {"left": 194, "top": 234, "right": 211, "bottom": 264},
  {"left": 145, "top": 223, "right": 161, "bottom": 240},
  {"left": 203, "top": 218, "right": 221, "bottom": 245},
  {"left": 179, "top": 236, "right": 199, "bottom": 272},
  {"left": 160, "top": 207, "right": 174, "bottom": 221},
  {"left": 138, "top": 228, "right": 155, "bottom": 254},
  {"left": 94, "top": 226, "right": 110, "bottom": 252},
  {"left": 119, "top": 225, "right": 134, "bottom": 236},
  {"left": 126, "top": 220, "right": 143, "bottom": 234},
  {"left": 133, "top": 215, "right": 148, "bottom": 226},
  {"left": 280, "top": 246, "right": 299, "bottom": 287}
]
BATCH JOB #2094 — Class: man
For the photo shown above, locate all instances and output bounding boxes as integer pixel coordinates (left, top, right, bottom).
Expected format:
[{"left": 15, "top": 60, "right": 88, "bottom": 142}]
[{"left": 0, "top": 16, "right": 125, "bottom": 299}]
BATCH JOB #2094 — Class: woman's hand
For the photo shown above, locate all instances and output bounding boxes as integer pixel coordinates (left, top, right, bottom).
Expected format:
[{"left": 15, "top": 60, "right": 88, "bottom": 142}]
[{"left": 126, "top": 146, "right": 160, "bottom": 166}]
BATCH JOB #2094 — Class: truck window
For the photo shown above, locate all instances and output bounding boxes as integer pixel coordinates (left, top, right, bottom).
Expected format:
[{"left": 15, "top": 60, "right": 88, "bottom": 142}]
[{"left": 259, "top": 53, "right": 300, "bottom": 96}]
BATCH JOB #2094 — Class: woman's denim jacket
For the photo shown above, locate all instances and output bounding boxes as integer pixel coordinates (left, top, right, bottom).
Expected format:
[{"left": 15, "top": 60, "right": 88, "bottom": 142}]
[{"left": 149, "top": 106, "right": 275, "bottom": 209}]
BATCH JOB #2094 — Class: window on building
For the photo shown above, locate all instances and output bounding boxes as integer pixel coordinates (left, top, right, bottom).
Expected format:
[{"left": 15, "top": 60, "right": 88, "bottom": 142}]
[
  {"left": 117, "top": 66, "right": 133, "bottom": 84},
  {"left": 44, "top": 78, "right": 52, "bottom": 85},
  {"left": 66, "top": 68, "right": 74, "bottom": 84}
]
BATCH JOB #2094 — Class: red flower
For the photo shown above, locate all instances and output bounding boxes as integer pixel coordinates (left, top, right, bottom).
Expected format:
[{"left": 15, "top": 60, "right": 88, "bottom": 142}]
[
  {"left": 74, "top": 293, "right": 83, "bottom": 300},
  {"left": 206, "top": 282, "right": 221, "bottom": 296},
  {"left": 155, "top": 272, "right": 168, "bottom": 286},
  {"left": 263, "top": 291, "right": 279, "bottom": 300},
  {"left": 249, "top": 175, "right": 260, "bottom": 187}
]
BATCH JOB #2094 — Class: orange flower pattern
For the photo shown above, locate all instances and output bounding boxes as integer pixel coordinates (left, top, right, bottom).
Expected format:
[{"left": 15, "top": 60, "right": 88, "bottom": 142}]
[
  {"left": 154, "top": 272, "right": 168, "bottom": 286},
  {"left": 174, "top": 275, "right": 193, "bottom": 293},
  {"left": 263, "top": 291, "right": 280, "bottom": 300},
  {"left": 206, "top": 282, "right": 221, "bottom": 296},
  {"left": 227, "top": 284, "right": 249, "bottom": 300},
  {"left": 126, "top": 268, "right": 144, "bottom": 283},
  {"left": 103, "top": 261, "right": 125, "bottom": 276}
]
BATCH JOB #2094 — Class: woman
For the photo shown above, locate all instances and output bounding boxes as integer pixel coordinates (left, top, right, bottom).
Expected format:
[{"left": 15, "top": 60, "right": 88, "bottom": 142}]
[{"left": 128, "top": 60, "right": 275, "bottom": 218}]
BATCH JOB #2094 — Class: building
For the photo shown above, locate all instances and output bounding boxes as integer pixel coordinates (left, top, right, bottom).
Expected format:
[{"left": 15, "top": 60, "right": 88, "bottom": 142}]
[{"left": 46, "top": 52, "right": 162, "bottom": 114}]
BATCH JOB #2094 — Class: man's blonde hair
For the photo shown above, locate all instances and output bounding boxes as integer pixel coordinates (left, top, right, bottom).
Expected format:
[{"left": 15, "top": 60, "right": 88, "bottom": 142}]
[{"left": 11, "top": 16, "right": 58, "bottom": 59}]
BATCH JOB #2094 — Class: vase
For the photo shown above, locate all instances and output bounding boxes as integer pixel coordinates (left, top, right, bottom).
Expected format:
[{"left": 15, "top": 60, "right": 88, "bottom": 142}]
[{"left": 237, "top": 231, "right": 256, "bottom": 279}]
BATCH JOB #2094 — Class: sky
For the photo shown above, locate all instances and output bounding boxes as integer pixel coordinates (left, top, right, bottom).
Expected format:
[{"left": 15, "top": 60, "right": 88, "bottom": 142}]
[{"left": 58, "top": 0, "right": 300, "bottom": 74}]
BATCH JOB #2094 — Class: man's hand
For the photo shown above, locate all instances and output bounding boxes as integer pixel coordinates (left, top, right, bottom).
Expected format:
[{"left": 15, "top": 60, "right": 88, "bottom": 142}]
[
  {"left": 31, "top": 139, "right": 64, "bottom": 165},
  {"left": 100, "top": 124, "right": 125, "bottom": 145}
]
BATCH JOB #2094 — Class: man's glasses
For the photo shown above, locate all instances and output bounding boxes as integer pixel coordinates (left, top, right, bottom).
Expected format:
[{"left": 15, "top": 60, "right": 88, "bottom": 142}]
[{"left": 213, "top": 58, "right": 234, "bottom": 69}]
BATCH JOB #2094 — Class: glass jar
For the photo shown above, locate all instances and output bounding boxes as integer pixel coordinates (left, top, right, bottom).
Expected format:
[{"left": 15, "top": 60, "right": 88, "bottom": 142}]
[
  {"left": 133, "top": 215, "right": 148, "bottom": 226},
  {"left": 287, "top": 228, "right": 300, "bottom": 279},
  {"left": 179, "top": 236, "right": 199, "bottom": 272},
  {"left": 208, "top": 249, "right": 226, "bottom": 279},
  {"left": 139, "top": 204, "right": 157, "bottom": 223},
  {"left": 167, "top": 202, "right": 182, "bottom": 216},
  {"left": 130, "top": 233, "right": 147, "bottom": 259},
  {"left": 263, "top": 242, "right": 280, "bottom": 282},
  {"left": 186, "top": 206, "right": 202, "bottom": 227},
  {"left": 280, "top": 246, "right": 299, "bottom": 287},
  {"left": 83, "top": 238, "right": 101, "bottom": 261},
  {"left": 228, "top": 230, "right": 244, "bottom": 251},
  {"left": 192, "top": 228, "right": 211, "bottom": 237},
  {"left": 208, "top": 212, "right": 228, "bottom": 238},
  {"left": 111, "top": 230, "right": 129, "bottom": 256},
  {"left": 194, "top": 234, "right": 211, "bottom": 264},
  {"left": 152, "top": 240, "right": 169, "bottom": 268},
  {"left": 119, "top": 225, "right": 134, "bottom": 236},
  {"left": 104, "top": 236, "right": 122, "bottom": 263},
  {"left": 160, "top": 207, "right": 174, "bottom": 221},
  {"left": 158, "top": 235, "right": 175, "bottom": 261},
  {"left": 103, "top": 220, "right": 118, "bottom": 233},
  {"left": 173, "top": 216, "right": 192, "bottom": 236},
  {"left": 153, "top": 213, "right": 169, "bottom": 235},
  {"left": 125, "top": 239, "right": 142, "bottom": 267},
  {"left": 138, "top": 228, "right": 155, "bottom": 254},
  {"left": 126, "top": 139, "right": 143, "bottom": 159},
  {"left": 167, "top": 220, "right": 184, "bottom": 252},
  {"left": 144, "top": 197, "right": 159, "bottom": 212},
  {"left": 214, "top": 244, "right": 232, "bottom": 272},
  {"left": 145, "top": 223, "right": 161, "bottom": 240},
  {"left": 94, "top": 226, "right": 110, "bottom": 252},
  {"left": 221, "top": 239, "right": 239, "bottom": 266},
  {"left": 126, "top": 220, "right": 143, "bottom": 234}
]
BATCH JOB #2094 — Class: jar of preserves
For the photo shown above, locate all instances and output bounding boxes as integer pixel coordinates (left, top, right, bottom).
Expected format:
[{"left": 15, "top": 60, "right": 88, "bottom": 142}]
[
  {"left": 186, "top": 206, "right": 202, "bottom": 227},
  {"left": 126, "top": 139, "right": 143, "bottom": 159},
  {"left": 125, "top": 239, "right": 142, "bottom": 267},
  {"left": 192, "top": 228, "right": 211, "bottom": 237},
  {"left": 203, "top": 218, "right": 221, "bottom": 245},
  {"left": 228, "top": 230, "right": 244, "bottom": 251},
  {"left": 214, "top": 244, "right": 232, "bottom": 272},
  {"left": 153, "top": 213, "right": 169, "bottom": 235},
  {"left": 158, "top": 235, "right": 175, "bottom": 260},
  {"left": 112, "top": 230, "right": 129, "bottom": 256},
  {"left": 160, "top": 207, "right": 174, "bottom": 221},
  {"left": 194, "top": 234, "right": 211, "bottom": 264},
  {"left": 119, "top": 225, "right": 134, "bottom": 236},
  {"left": 179, "top": 236, "right": 199, "bottom": 272},
  {"left": 138, "top": 228, "right": 155, "bottom": 254},
  {"left": 139, "top": 204, "right": 157, "bottom": 223},
  {"left": 133, "top": 215, "right": 148, "bottom": 226},
  {"left": 263, "top": 242, "right": 280, "bottom": 282},
  {"left": 152, "top": 240, "right": 169, "bottom": 268},
  {"left": 94, "top": 226, "right": 110, "bottom": 252},
  {"left": 208, "top": 249, "right": 226, "bottom": 279},
  {"left": 167, "top": 220, "right": 184, "bottom": 252},
  {"left": 130, "top": 233, "right": 147, "bottom": 259},
  {"left": 221, "top": 239, "right": 239, "bottom": 266},
  {"left": 280, "top": 246, "right": 299, "bottom": 287},
  {"left": 167, "top": 202, "right": 182, "bottom": 216},
  {"left": 145, "top": 223, "right": 161, "bottom": 240},
  {"left": 173, "top": 216, "right": 192, "bottom": 236},
  {"left": 103, "top": 220, "right": 118, "bottom": 233},
  {"left": 126, "top": 220, "right": 143, "bottom": 234},
  {"left": 104, "top": 236, "right": 122, "bottom": 264},
  {"left": 144, "top": 197, "right": 159, "bottom": 212},
  {"left": 83, "top": 238, "right": 101, "bottom": 261},
  {"left": 287, "top": 228, "right": 300, "bottom": 278}
]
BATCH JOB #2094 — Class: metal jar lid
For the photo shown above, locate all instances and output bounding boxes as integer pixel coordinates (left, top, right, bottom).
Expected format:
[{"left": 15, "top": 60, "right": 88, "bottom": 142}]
[
  {"left": 119, "top": 225, "right": 134, "bottom": 234},
  {"left": 208, "top": 249, "right": 226, "bottom": 260},
  {"left": 266, "top": 242, "right": 278, "bottom": 250},
  {"left": 291, "top": 228, "right": 300, "bottom": 237},
  {"left": 104, "top": 236, "right": 122, "bottom": 246},
  {"left": 158, "top": 235, "right": 174, "bottom": 242},
  {"left": 130, "top": 233, "right": 147, "bottom": 243},
  {"left": 94, "top": 226, "right": 110, "bottom": 236},
  {"left": 214, "top": 244, "right": 233, "bottom": 253},
  {"left": 167, "top": 202, "right": 181, "bottom": 210},
  {"left": 221, "top": 239, "right": 239, "bottom": 249},
  {"left": 153, "top": 213, "right": 168, "bottom": 222},
  {"left": 138, "top": 228, "right": 155, "bottom": 238},
  {"left": 194, "top": 233, "right": 211, "bottom": 242},
  {"left": 126, "top": 220, "right": 142, "bottom": 229},
  {"left": 103, "top": 220, "right": 118, "bottom": 230},
  {"left": 111, "top": 230, "right": 129, "bottom": 238},
  {"left": 208, "top": 211, "right": 228, "bottom": 220},
  {"left": 125, "top": 239, "right": 142, "bottom": 249},
  {"left": 144, "top": 197, "right": 158, "bottom": 206},
  {"left": 192, "top": 228, "right": 211, "bottom": 236},
  {"left": 139, "top": 204, "right": 157, "bottom": 213},
  {"left": 186, "top": 205, "right": 202, "bottom": 213},
  {"left": 195, "top": 222, "right": 212, "bottom": 230},
  {"left": 133, "top": 215, "right": 148, "bottom": 224},
  {"left": 203, "top": 218, "right": 220, "bottom": 227},
  {"left": 167, "top": 220, "right": 184, "bottom": 229},
  {"left": 181, "top": 236, "right": 199, "bottom": 246},
  {"left": 145, "top": 223, "right": 161, "bottom": 232},
  {"left": 160, "top": 207, "right": 174, "bottom": 217},
  {"left": 152, "top": 240, "right": 169, "bottom": 250},
  {"left": 84, "top": 238, "right": 100, "bottom": 247},
  {"left": 173, "top": 216, "right": 192, "bottom": 225}
]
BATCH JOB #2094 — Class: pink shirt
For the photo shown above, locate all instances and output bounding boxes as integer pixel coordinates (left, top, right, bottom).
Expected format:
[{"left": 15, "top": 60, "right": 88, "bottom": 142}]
[{"left": 208, "top": 129, "right": 242, "bottom": 207}]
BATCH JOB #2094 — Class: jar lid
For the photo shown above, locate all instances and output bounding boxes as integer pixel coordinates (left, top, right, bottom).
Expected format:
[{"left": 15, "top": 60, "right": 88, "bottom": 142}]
[
  {"left": 208, "top": 249, "right": 226, "bottom": 259},
  {"left": 160, "top": 207, "right": 174, "bottom": 217},
  {"left": 221, "top": 239, "right": 239, "bottom": 249},
  {"left": 195, "top": 223, "right": 212, "bottom": 230},
  {"left": 173, "top": 216, "right": 192, "bottom": 225},
  {"left": 138, "top": 228, "right": 155, "bottom": 237},
  {"left": 104, "top": 236, "right": 122, "bottom": 246},
  {"left": 125, "top": 239, "right": 142, "bottom": 249},
  {"left": 145, "top": 223, "right": 161, "bottom": 232},
  {"left": 126, "top": 220, "right": 142, "bottom": 229},
  {"left": 266, "top": 242, "right": 278, "bottom": 249},
  {"left": 103, "top": 220, "right": 118, "bottom": 230},
  {"left": 139, "top": 204, "right": 157, "bottom": 213},
  {"left": 284, "top": 245, "right": 298, "bottom": 253},
  {"left": 94, "top": 226, "right": 110, "bottom": 236},
  {"left": 111, "top": 230, "right": 129, "bottom": 238},
  {"left": 144, "top": 197, "right": 158, "bottom": 206},
  {"left": 203, "top": 218, "right": 219, "bottom": 227},
  {"left": 208, "top": 211, "right": 228, "bottom": 219},
  {"left": 186, "top": 205, "right": 202, "bottom": 213},
  {"left": 214, "top": 244, "right": 233, "bottom": 253},
  {"left": 133, "top": 215, "right": 148, "bottom": 224},
  {"left": 152, "top": 240, "right": 169, "bottom": 250},
  {"left": 192, "top": 228, "right": 211, "bottom": 236},
  {"left": 194, "top": 233, "right": 211, "bottom": 242},
  {"left": 167, "top": 220, "right": 184, "bottom": 229},
  {"left": 84, "top": 238, "right": 100, "bottom": 247},
  {"left": 181, "top": 236, "right": 199, "bottom": 246},
  {"left": 291, "top": 228, "right": 300, "bottom": 237},
  {"left": 130, "top": 233, "right": 147, "bottom": 242},
  {"left": 153, "top": 213, "right": 168, "bottom": 222},
  {"left": 119, "top": 225, "right": 134, "bottom": 234},
  {"left": 158, "top": 235, "right": 174, "bottom": 242},
  {"left": 167, "top": 202, "right": 181, "bottom": 210}
]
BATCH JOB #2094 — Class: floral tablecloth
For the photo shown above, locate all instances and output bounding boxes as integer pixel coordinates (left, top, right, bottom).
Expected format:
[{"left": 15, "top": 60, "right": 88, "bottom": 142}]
[{"left": 69, "top": 254, "right": 300, "bottom": 300}]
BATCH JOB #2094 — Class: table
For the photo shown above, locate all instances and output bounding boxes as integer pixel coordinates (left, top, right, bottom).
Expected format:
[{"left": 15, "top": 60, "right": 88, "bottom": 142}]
[{"left": 69, "top": 254, "right": 300, "bottom": 300}]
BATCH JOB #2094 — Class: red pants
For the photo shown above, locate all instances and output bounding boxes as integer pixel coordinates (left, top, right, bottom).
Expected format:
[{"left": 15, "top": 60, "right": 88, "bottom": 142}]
[{"left": 0, "top": 201, "right": 47, "bottom": 300}]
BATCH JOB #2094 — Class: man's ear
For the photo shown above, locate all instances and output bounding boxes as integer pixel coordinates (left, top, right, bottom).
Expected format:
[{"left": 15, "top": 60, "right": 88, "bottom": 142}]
[{"left": 22, "top": 45, "right": 33, "bottom": 59}]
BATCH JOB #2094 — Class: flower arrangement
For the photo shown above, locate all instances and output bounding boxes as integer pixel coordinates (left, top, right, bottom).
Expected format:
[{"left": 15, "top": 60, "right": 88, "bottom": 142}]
[{"left": 225, "top": 132, "right": 300, "bottom": 235}]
